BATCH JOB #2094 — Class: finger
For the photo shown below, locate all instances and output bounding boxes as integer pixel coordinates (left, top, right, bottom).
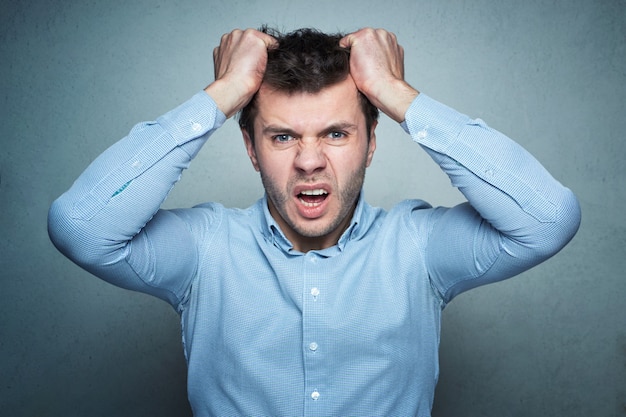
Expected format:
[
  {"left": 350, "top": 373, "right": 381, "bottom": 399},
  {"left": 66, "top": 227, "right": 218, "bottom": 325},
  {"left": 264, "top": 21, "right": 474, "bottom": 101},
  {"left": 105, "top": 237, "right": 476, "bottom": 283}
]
[
  {"left": 338, "top": 33, "right": 355, "bottom": 49},
  {"left": 243, "top": 28, "right": 278, "bottom": 50},
  {"left": 382, "top": 29, "right": 397, "bottom": 43},
  {"left": 258, "top": 32, "right": 279, "bottom": 49},
  {"left": 219, "top": 30, "right": 237, "bottom": 46},
  {"left": 340, "top": 27, "right": 391, "bottom": 49},
  {"left": 339, "top": 27, "right": 371, "bottom": 48}
]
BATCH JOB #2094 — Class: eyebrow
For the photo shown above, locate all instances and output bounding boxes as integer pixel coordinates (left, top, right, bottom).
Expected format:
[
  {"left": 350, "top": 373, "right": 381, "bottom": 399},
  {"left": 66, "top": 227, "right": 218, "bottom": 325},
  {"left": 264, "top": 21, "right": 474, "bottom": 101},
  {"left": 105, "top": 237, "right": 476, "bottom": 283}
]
[
  {"left": 262, "top": 125, "right": 299, "bottom": 137},
  {"left": 261, "top": 122, "right": 358, "bottom": 137}
]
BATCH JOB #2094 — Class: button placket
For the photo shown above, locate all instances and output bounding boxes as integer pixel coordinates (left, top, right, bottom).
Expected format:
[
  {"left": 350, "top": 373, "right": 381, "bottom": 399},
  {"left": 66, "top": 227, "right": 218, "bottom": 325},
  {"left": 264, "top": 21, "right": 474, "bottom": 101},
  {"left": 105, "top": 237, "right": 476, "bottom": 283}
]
[{"left": 302, "top": 252, "right": 325, "bottom": 408}]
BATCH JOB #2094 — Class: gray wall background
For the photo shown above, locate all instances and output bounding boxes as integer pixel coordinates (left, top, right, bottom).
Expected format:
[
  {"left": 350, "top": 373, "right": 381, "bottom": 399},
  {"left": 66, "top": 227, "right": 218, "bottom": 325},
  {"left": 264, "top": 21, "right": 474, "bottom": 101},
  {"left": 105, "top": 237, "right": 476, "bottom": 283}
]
[{"left": 1, "top": 0, "right": 624, "bottom": 416}]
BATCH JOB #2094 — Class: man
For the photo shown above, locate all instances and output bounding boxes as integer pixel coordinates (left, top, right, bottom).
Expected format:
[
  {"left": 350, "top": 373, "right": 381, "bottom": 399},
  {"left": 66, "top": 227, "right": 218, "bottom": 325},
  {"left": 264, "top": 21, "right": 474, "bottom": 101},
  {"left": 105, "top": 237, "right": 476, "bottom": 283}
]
[{"left": 48, "top": 27, "right": 581, "bottom": 416}]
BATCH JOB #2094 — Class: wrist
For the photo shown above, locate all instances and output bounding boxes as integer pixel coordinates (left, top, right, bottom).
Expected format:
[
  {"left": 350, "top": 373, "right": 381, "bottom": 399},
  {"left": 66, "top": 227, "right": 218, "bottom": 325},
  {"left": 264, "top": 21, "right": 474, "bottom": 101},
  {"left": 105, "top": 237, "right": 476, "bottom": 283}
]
[
  {"left": 371, "top": 79, "right": 419, "bottom": 123},
  {"left": 204, "top": 79, "right": 255, "bottom": 119}
]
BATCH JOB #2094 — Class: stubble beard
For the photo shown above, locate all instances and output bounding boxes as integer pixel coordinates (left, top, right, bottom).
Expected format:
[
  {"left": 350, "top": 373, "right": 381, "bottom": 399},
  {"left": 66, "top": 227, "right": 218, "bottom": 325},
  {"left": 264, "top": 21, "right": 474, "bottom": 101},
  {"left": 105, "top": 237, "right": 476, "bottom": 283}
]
[{"left": 260, "top": 164, "right": 367, "bottom": 240}]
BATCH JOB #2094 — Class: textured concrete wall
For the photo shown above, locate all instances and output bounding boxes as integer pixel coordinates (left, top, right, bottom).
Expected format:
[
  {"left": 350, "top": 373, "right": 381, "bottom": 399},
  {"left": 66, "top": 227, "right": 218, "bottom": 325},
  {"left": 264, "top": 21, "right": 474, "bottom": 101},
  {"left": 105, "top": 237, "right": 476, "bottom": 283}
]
[{"left": 1, "top": 0, "right": 624, "bottom": 415}]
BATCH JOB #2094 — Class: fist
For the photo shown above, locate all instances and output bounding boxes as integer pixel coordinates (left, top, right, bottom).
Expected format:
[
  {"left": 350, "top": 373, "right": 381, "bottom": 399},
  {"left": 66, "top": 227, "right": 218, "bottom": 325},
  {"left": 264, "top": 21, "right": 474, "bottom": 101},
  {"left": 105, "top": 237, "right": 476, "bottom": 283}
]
[
  {"left": 340, "top": 28, "right": 419, "bottom": 122},
  {"left": 205, "top": 29, "right": 277, "bottom": 118}
]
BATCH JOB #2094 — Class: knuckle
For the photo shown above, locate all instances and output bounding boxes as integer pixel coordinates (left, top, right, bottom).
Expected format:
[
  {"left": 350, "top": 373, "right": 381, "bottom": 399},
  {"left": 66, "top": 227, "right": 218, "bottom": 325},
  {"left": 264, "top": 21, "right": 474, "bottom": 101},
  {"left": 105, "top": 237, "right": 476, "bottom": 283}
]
[{"left": 242, "top": 28, "right": 260, "bottom": 39}]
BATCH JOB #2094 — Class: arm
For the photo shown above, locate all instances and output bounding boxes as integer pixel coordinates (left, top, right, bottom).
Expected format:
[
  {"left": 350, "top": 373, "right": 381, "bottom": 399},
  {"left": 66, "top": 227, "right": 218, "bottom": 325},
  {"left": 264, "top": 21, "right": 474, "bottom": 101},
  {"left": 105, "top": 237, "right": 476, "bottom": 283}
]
[
  {"left": 48, "top": 29, "right": 277, "bottom": 307},
  {"left": 342, "top": 29, "right": 581, "bottom": 302},
  {"left": 403, "top": 95, "right": 581, "bottom": 301}
]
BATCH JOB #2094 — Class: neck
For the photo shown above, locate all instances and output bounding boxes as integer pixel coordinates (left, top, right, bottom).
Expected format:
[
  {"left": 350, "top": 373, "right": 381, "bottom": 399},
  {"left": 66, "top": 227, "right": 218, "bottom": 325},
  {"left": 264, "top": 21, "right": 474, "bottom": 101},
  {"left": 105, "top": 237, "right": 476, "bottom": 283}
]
[{"left": 266, "top": 198, "right": 357, "bottom": 253}]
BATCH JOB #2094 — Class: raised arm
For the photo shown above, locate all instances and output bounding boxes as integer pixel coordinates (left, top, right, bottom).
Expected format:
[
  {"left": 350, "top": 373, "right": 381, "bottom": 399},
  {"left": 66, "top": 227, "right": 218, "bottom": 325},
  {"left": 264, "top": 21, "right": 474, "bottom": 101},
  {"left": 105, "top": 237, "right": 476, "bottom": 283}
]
[
  {"left": 48, "top": 29, "right": 277, "bottom": 307},
  {"left": 342, "top": 28, "right": 581, "bottom": 301}
]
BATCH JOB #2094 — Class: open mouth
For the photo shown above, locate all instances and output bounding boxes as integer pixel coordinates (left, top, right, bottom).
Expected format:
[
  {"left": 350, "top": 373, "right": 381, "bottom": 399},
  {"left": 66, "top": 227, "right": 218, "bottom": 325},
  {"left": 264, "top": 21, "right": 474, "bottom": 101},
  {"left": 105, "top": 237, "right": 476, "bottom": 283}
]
[{"left": 297, "top": 189, "right": 328, "bottom": 207}]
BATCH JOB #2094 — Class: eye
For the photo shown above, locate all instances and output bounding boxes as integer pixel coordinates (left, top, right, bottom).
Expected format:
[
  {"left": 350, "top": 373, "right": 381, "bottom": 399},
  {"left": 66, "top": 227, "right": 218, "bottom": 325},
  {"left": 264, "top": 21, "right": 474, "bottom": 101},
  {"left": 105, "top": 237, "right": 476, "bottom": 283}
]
[
  {"left": 273, "top": 134, "right": 294, "bottom": 143},
  {"left": 327, "top": 131, "right": 347, "bottom": 140}
]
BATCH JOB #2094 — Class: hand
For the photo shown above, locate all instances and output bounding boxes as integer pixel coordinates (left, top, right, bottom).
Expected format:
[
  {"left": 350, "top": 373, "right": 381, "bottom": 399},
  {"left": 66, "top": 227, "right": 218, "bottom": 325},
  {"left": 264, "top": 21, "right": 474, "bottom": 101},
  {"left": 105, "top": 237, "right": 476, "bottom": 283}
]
[
  {"left": 339, "top": 28, "right": 419, "bottom": 123},
  {"left": 204, "top": 29, "right": 278, "bottom": 118}
]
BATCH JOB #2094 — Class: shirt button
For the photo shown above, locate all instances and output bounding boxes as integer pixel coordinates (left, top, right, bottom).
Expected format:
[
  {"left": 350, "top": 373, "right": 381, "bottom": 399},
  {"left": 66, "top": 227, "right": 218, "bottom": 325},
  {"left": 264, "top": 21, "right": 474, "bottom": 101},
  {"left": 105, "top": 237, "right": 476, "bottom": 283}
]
[
  {"left": 191, "top": 122, "right": 202, "bottom": 132},
  {"left": 309, "top": 342, "right": 318, "bottom": 351},
  {"left": 311, "top": 390, "right": 320, "bottom": 400},
  {"left": 311, "top": 287, "right": 320, "bottom": 297},
  {"left": 417, "top": 129, "right": 428, "bottom": 139}
]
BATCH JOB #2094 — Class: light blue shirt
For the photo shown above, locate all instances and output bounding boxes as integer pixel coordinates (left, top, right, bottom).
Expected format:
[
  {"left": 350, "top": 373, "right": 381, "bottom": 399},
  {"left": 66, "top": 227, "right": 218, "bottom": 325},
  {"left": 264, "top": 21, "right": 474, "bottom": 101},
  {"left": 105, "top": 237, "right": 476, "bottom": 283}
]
[{"left": 48, "top": 91, "right": 580, "bottom": 416}]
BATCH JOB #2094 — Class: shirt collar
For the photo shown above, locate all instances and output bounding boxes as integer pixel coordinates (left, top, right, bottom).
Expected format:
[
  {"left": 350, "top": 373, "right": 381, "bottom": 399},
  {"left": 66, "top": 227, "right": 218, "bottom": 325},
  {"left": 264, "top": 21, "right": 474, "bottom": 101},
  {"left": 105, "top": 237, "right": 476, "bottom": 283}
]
[{"left": 257, "top": 192, "right": 373, "bottom": 255}]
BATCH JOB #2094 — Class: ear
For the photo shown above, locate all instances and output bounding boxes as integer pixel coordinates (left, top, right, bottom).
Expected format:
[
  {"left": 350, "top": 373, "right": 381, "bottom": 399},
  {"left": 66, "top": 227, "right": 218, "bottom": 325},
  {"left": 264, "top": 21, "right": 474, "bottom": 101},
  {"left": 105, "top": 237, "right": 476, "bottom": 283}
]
[
  {"left": 242, "top": 128, "right": 260, "bottom": 172},
  {"left": 365, "top": 120, "right": 378, "bottom": 167}
]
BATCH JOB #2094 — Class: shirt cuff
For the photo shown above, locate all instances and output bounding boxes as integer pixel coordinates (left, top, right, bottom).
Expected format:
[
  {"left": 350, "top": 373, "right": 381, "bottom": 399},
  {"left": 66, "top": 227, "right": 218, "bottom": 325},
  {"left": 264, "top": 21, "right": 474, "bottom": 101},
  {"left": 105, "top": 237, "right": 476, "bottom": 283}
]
[
  {"left": 401, "top": 93, "right": 471, "bottom": 154},
  {"left": 156, "top": 91, "right": 227, "bottom": 146}
]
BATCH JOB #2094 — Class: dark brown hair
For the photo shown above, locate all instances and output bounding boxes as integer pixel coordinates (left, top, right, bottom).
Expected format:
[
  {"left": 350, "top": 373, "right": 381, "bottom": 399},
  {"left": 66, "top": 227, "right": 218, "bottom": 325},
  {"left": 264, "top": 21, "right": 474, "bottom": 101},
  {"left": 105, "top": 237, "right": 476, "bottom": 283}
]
[{"left": 238, "top": 27, "right": 379, "bottom": 142}]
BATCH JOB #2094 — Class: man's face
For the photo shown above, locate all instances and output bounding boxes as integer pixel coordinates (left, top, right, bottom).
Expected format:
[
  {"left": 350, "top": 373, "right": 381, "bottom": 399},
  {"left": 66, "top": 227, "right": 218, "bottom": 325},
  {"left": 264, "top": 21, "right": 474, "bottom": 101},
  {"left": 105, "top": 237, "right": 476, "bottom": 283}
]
[{"left": 243, "top": 76, "right": 377, "bottom": 252}]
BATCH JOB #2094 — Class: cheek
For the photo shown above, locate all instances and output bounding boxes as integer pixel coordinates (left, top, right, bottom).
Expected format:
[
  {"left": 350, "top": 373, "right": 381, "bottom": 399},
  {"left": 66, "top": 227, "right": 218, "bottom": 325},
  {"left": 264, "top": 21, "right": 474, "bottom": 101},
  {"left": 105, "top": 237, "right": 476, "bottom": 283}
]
[
  {"left": 332, "top": 146, "right": 369, "bottom": 172},
  {"left": 257, "top": 154, "right": 291, "bottom": 185}
]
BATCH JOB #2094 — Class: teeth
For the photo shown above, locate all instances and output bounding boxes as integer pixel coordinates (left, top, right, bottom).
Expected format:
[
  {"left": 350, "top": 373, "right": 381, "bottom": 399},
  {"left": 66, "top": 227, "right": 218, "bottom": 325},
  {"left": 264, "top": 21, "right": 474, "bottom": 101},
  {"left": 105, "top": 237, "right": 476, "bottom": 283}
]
[
  {"left": 300, "top": 200, "right": 321, "bottom": 207},
  {"left": 300, "top": 189, "right": 328, "bottom": 196}
]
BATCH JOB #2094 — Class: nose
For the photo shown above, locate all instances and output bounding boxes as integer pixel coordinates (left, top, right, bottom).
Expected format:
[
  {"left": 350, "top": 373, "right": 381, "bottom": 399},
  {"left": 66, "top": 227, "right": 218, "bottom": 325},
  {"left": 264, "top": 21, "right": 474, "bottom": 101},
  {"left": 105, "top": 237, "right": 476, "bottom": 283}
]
[{"left": 294, "top": 139, "right": 327, "bottom": 175}]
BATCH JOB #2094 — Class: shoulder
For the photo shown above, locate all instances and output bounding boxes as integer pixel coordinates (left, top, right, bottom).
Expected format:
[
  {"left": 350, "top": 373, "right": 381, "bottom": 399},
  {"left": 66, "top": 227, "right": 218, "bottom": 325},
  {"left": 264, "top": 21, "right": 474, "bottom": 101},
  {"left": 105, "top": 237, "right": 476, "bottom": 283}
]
[
  {"left": 387, "top": 198, "right": 438, "bottom": 225},
  {"left": 383, "top": 199, "right": 450, "bottom": 244},
  {"left": 159, "top": 201, "right": 258, "bottom": 236},
  {"left": 389, "top": 198, "right": 433, "bottom": 213}
]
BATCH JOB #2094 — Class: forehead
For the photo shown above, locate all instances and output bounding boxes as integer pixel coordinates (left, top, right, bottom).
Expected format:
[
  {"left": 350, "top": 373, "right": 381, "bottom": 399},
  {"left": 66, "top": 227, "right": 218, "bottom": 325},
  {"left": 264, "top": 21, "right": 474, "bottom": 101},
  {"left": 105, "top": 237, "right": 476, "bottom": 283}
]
[{"left": 254, "top": 77, "right": 365, "bottom": 130}]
